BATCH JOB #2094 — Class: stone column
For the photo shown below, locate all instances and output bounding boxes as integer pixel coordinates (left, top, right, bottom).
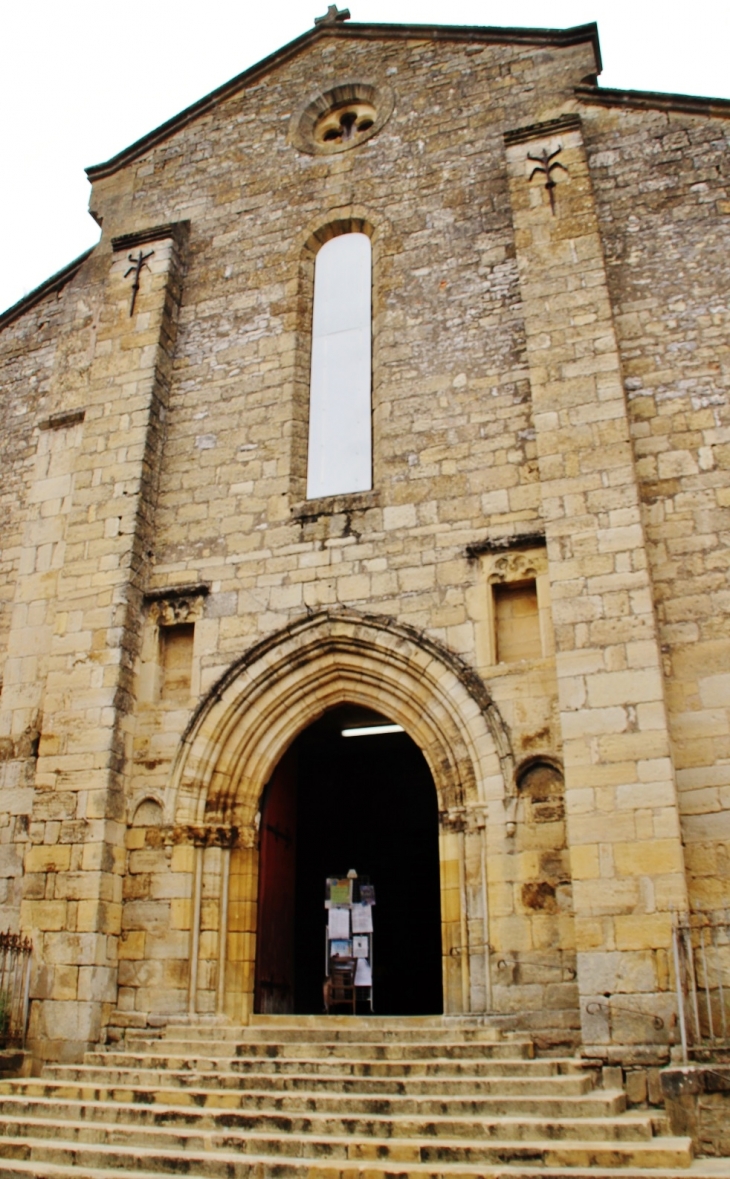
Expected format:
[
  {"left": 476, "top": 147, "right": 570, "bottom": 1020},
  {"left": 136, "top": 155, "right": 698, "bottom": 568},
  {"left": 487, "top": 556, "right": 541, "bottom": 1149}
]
[
  {"left": 504, "top": 116, "right": 688, "bottom": 1053},
  {"left": 20, "top": 223, "right": 188, "bottom": 1061}
]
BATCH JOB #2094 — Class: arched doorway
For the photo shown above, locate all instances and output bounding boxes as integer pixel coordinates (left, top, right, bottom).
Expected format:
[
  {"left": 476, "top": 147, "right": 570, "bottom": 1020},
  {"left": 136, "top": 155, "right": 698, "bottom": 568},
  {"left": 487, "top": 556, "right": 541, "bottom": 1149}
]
[
  {"left": 255, "top": 706, "right": 443, "bottom": 1015},
  {"left": 169, "top": 610, "right": 515, "bottom": 1020}
]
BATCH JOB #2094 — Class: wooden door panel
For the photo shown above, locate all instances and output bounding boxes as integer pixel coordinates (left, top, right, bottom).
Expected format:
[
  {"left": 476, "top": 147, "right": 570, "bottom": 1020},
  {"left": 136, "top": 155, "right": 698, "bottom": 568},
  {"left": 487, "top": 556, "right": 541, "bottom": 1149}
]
[{"left": 254, "top": 746, "right": 298, "bottom": 1013}]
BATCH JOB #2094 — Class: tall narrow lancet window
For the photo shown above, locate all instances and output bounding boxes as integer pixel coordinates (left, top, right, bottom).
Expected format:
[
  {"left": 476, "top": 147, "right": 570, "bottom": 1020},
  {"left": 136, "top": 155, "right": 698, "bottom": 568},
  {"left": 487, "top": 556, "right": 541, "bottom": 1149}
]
[{"left": 306, "top": 232, "right": 372, "bottom": 499}]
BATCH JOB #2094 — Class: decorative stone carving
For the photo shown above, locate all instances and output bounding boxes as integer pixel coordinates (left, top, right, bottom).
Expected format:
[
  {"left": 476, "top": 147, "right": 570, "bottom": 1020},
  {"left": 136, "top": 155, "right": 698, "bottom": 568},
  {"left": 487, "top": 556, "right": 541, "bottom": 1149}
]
[
  {"left": 147, "top": 586, "right": 208, "bottom": 627},
  {"left": 485, "top": 548, "right": 547, "bottom": 585},
  {"left": 174, "top": 825, "right": 239, "bottom": 849}
]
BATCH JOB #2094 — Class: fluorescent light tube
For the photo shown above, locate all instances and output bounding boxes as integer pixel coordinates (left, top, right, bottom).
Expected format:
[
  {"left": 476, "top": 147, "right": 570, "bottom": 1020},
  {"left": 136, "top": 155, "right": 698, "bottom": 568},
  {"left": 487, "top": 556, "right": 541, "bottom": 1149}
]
[{"left": 341, "top": 724, "right": 404, "bottom": 738}]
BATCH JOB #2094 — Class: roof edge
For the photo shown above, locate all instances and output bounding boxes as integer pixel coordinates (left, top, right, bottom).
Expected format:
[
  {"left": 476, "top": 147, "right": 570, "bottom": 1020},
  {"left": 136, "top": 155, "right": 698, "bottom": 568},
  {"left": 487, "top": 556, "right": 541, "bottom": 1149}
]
[
  {"left": 576, "top": 83, "right": 730, "bottom": 119},
  {"left": 0, "top": 246, "right": 96, "bottom": 334},
  {"left": 86, "top": 21, "right": 601, "bottom": 183}
]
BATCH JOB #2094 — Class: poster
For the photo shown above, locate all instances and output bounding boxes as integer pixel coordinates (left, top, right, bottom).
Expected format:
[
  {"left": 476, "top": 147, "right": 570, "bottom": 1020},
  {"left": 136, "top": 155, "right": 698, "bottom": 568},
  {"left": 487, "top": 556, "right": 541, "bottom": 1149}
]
[
  {"left": 326, "top": 878, "right": 351, "bottom": 906},
  {"left": 353, "top": 935, "right": 369, "bottom": 958},
  {"left": 351, "top": 904, "right": 373, "bottom": 933},
  {"left": 330, "top": 939, "right": 351, "bottom": 957},
  {"left": 328, "top": 907, "right": 350, "bottom": 939},
  {"left": 355, "top": 958, "right": 372, "bottom": 985},
  {"left": 359, "top": 884, "right": 376, "bottom": 905}
]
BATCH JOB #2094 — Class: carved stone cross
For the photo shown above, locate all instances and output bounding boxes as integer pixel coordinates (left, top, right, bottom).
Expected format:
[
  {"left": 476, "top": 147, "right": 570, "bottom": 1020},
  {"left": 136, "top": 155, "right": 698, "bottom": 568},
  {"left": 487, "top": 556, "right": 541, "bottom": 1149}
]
[
  {"left": 124, "top": 249, "right": 154, "bottom": 316},
  {"left": 527, "top": 145, "right": 568, "bottom": 216},
  {"left": 315, "top": 5, "right": 351, "bottom": 26}
]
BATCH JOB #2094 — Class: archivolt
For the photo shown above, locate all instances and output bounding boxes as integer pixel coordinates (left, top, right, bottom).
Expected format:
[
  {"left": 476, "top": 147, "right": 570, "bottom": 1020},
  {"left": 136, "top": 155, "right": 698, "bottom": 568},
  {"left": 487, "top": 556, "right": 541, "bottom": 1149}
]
[{"left": 167, "top": 609, "right": 514, "bottom": 829}]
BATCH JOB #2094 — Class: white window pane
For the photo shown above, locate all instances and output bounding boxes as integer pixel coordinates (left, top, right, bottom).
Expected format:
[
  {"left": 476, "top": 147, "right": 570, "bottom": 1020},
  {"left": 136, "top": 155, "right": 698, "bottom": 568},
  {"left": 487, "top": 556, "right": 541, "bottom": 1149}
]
[{"left": 307, "top": 233, "right": 372, "bottom": 499}]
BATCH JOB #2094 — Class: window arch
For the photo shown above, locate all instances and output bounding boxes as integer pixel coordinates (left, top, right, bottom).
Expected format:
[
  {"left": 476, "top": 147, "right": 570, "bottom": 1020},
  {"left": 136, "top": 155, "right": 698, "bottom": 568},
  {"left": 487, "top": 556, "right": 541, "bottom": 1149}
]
[{"left": 306, "top": 232, "right": 372, "bottom": 499}]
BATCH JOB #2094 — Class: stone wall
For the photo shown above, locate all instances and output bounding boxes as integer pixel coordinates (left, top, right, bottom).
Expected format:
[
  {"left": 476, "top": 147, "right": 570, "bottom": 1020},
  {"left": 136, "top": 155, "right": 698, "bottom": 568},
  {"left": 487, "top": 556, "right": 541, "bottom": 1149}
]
[
  {"left": 662, "top": 1065, "right": 730, "bottom": 1156},
  {"left": 0, "top": 20, "right": 727, "bottom": 1060},
  {"left": 586, "top": 104, "right": 730, "bottom": 926}
]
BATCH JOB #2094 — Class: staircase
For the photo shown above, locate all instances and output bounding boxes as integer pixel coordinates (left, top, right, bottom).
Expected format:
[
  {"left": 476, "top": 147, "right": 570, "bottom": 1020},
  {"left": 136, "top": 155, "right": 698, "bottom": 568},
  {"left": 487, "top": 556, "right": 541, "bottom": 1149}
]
[{"left": 0, "top": 1016, "right": 727, "bottom": 1178}]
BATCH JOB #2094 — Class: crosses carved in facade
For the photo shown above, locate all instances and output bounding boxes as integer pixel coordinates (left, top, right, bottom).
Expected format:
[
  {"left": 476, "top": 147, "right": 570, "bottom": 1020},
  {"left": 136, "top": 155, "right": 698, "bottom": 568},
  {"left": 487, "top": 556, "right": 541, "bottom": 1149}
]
[
  {"left": 527, "top": 145, "right": 568, "bottom": 215},
  {"left": 124, "top": 249, "right": 155, "bottom": 316}
]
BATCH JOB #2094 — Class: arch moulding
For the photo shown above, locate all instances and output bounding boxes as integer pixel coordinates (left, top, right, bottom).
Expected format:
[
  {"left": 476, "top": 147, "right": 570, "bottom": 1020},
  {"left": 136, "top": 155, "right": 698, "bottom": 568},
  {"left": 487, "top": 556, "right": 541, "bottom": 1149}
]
[{"left": 167, "top": 608, "right": 514, "bottom": 832}]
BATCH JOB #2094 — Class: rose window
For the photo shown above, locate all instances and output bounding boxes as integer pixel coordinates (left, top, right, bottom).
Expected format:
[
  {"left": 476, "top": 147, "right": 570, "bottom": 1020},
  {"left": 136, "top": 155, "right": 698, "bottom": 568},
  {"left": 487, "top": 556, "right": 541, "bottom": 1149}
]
[{"left": 314, "top": 102, "right": 377, "bottom": 147}]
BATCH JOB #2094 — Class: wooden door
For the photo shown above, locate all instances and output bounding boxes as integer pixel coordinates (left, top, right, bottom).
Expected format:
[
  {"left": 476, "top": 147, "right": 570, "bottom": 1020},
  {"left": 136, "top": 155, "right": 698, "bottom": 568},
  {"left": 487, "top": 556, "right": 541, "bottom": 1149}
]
[{"left": 254, "top": 747, "right": 298, "bottom": 1013}]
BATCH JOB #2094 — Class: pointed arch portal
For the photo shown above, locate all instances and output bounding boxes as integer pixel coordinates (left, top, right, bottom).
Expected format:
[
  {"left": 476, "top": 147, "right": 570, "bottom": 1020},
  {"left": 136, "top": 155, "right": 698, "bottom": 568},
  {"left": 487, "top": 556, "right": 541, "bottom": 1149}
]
[{"left": 168, "top": 610, "right": 514, "bottom": 1018}]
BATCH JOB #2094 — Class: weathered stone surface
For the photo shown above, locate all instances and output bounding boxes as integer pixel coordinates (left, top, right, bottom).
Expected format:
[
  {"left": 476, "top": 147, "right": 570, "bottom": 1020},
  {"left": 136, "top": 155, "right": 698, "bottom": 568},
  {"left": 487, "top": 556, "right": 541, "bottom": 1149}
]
[
  {"left": 0, "top": 15, "right": 727, "bottom": 1090},
  {"left": 663, "top": 1065, "right": 730, "bottom": 1156}
]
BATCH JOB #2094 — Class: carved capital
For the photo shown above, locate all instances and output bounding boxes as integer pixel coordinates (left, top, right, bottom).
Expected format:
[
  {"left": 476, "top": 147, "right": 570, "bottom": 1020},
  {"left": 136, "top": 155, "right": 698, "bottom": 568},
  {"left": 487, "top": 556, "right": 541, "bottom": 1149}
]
[
  {"left": 175, "top": 824, "right": 239, "bottom": 849},
  {"left": 485, "top": 547, "right": 547, "bottom": 585},
  {"left": 149, "top": 598, "right": 204, "bottom": 627}
]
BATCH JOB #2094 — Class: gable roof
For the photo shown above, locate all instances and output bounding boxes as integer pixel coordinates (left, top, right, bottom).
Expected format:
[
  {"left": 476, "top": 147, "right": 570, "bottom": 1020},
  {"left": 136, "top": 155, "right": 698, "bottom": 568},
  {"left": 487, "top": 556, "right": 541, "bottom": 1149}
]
[{"left": 85, "top": 19, "right": 602, "bottom": 182}]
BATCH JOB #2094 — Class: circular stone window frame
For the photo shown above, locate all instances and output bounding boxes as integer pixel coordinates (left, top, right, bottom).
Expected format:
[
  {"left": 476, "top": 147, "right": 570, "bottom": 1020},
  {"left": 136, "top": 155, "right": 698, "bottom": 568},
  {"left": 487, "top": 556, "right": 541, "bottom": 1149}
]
[{"left": 290, "top": 79, "right": 395, "bottom": 156}]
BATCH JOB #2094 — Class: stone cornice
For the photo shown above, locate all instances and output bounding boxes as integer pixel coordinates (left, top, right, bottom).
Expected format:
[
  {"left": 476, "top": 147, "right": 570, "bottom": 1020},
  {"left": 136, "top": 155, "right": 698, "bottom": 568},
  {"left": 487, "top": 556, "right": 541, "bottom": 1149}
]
[
  {"left": 504, "top": 113, "right": 582, "bottom": 147},
  {"left": 111, "top": 222, "right": 191, "bottom": 253},
  {"left": 575, "top": 83, "right": 730, "bottom": 120},
  {"left": 466, "top": 532, "right": 546, "bottom": 560},
  {"left": 144, "top": 582, "right": 210, "bottom": 603}
]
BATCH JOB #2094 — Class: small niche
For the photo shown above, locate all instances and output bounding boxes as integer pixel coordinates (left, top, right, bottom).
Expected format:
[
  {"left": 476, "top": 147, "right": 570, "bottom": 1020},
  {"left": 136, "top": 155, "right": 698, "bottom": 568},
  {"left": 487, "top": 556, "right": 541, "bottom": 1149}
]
[
  {"left": 132, "top": 798, "right": 164, "bottom": 828},
  {"left": 159, "top": 623, "right": 194, "bottom": 701},
  {"left": 494, "top": 580, "right": 541, "bottom": 663},
  {"left": 516, "top": 760, "right": 571, "bottom": 914}
]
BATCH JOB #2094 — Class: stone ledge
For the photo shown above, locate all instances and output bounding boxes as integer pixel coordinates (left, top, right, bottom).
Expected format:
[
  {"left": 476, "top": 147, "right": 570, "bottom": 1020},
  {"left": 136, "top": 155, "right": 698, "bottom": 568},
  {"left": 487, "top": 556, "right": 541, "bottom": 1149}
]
[
  {"left": 111, "top": 221, "right": 190, "bottom": 253},
  {"left": 466, "top": 531, "right": 546, "bottom": 560},
  {"left": 504, "top": 113, "right": 582, "bottom": 147},
  {"left": 291, "top": 490, "right": 380, "bottom": 520},
  {"left": 37, "top": 408, "right": 86, "bottom": 431}
]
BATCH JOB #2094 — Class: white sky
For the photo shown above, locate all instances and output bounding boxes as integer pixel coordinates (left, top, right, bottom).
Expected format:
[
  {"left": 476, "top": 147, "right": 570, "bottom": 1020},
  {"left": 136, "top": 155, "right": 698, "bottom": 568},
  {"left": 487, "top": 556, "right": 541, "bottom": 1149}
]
[{"left": 2, "top": 0, "right": 728, "bottom": 315}]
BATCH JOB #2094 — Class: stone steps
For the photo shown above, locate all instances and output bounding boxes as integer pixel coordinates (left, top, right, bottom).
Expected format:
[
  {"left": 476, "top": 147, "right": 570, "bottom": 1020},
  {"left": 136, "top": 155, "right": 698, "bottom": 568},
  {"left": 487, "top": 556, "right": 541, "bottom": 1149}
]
[
  {"left": 102, "top": 1038, "right": 537, "bottom": 1060},
  {"left": 0, "top": 1099, "right": 656, "bottom": 1142},
  {"left": 0, "top": 1163, "right": 729, "bottom": 1179},
  {"left": 35, "top": 1061, "right": 594, "bottom": 1090},
  {"left": 80, "top": 1050, "right": 552, "bottom": 1075},
  {"left": 0, "top": 1018, "right": 718, "bottom": 1177},
  {"left": 0, "top": 1131, "right": 698, "bottom": 1171},
  {"left": 1, "top": 1150, "right": 730, "bottom": 1179},
  {"left": 126, "top": 1023, "right": 519, "bottom": 1044},
  {"left": 0, "top": 1078, "right": 621, "bottom": 1115}
]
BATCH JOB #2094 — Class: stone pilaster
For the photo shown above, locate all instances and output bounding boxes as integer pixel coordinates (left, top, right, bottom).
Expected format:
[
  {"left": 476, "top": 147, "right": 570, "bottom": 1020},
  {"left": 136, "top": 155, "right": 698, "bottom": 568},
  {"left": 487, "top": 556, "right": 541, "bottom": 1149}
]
[
  {"left": 504, "top": 116, "right": 688, "bottom": 1053},
  {"left": 20, "top": 223, "right": 187, "bottom": 1061}
]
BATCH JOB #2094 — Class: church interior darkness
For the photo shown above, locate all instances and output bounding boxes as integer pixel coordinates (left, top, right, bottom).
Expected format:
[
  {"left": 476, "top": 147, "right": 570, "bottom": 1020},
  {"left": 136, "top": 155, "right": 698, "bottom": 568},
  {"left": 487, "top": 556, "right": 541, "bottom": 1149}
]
[{"left": 255, "top": 706, "right": 443, "bottom": 1016}]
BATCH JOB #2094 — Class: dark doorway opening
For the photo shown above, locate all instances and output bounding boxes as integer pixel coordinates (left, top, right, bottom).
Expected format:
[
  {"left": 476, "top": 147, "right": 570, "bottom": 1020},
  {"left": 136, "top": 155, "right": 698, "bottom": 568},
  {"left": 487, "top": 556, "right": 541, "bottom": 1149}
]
[{"left": 255, "top": 706, "right": 443, "bottom": 1016}]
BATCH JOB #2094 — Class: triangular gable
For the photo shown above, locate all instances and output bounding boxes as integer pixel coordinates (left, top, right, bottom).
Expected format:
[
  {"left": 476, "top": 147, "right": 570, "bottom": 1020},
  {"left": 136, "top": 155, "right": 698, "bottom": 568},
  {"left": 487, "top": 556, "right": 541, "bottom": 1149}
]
[{"left": 85, "top": 18, "right": 602, "bottom": 182}]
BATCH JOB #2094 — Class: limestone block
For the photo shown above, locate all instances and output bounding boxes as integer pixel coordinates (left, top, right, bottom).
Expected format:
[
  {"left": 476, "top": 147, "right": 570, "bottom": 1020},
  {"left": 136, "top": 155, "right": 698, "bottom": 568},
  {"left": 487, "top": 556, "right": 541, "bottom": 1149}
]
[
  {"left": 24, "top": 846, "right": 72, "bottom": 874},
  {"left": 121, "top": 901, "right": 171, "bottom": 936},
  {"left": 77, "top": 965, "right": 117, "bottom": 1003},
  {"left": 37, "top": 999, "right": 102, "bottom": 1045},
  {"left": 118, "top": 931, "right": 145, "bottom": 960},
  {"left": 579, "top": 950, "right": 659, "bottom": 995}
]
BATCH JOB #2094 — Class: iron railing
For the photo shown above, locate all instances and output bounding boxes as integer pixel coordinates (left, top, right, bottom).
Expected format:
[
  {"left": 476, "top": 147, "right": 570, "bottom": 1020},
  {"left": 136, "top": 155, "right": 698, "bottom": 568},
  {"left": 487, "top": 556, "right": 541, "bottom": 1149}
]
[
  {"left": 673, "top": 912, "right": 730, "bottom": 1061},
  {"left": 0, "top": 932, "right": 32, "bottom": 1048}
]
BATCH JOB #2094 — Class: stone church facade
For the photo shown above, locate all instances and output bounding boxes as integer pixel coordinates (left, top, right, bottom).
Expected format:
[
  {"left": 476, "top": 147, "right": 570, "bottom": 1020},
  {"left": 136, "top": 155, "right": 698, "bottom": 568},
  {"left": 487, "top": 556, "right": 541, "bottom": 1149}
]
[{"left": 0, "top": 10, "right": 728, "bottom": 1068}]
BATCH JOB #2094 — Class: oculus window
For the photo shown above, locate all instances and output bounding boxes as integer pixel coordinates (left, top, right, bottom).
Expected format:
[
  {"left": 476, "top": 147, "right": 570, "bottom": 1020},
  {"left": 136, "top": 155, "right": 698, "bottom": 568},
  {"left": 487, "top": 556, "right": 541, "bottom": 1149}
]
[{"left": 306, "top": 232, "right": 372, "bottom": 500}]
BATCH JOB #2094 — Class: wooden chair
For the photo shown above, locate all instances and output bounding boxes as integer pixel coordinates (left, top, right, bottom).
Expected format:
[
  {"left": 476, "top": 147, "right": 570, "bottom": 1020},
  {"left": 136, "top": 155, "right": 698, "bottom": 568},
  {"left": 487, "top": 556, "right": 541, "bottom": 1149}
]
[{"left": 323, "top": 956, "right": 357, "bottom": 1014}]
